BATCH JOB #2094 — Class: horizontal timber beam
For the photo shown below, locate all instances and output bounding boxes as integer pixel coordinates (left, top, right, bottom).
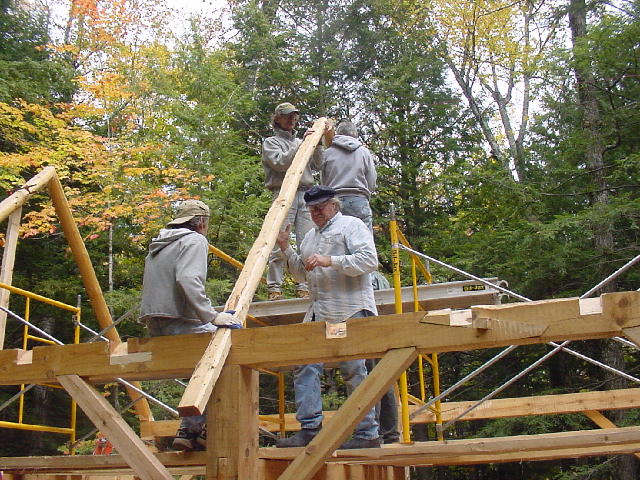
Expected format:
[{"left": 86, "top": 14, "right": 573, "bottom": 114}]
[
  {"left": 0, "top": 292, "right": 638, "bottom": 385},
  {"left": 139, "top": 387, "right": 640, "bottom": 438},
  {"left": 4, "top": 427, "right": 640, "bottom": 475}
]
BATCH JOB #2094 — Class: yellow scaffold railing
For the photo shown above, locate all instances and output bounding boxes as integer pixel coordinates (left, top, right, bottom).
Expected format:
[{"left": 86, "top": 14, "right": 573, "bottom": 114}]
[
  {"left": 389, "top": 206, "right": 444, "bottom": 443},
  {"left": 0, "top": 282, "right": 80, "bottom": 453}
]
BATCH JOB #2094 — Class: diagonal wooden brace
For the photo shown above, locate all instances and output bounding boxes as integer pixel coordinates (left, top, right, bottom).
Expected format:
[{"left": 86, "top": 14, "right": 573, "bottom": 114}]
[
  {"left": 57, "top": 374, "right": 173, "bottom": 480},
  {"left": 278, "top": 347, "right": 418, "bottom": 480},
  {"left": 178, "top": 118, "right": 328, "bottom": 417}
]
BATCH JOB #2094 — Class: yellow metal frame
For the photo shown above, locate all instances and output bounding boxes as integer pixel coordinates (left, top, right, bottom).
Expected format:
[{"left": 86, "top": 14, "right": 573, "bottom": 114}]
[
  {"left": 0, "top": 282, "right": 80, "bottom": 453},
  {"left": 389, "top": 216, "right": 444, "bottom": 443}
]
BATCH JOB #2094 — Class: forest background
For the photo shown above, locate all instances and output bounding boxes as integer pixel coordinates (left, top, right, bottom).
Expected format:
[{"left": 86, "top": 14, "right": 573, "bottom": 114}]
[{"left": 0, "top": 0, "right": 639, "bottom": 478}]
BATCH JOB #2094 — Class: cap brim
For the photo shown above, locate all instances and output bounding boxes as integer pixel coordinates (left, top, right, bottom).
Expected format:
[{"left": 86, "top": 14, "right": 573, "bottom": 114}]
[
  {"left": 167, "top": 214, "right": 196, "bottom": 225},
  {"left": 278, "top": 108, "right": 299, "bottom": 115}
]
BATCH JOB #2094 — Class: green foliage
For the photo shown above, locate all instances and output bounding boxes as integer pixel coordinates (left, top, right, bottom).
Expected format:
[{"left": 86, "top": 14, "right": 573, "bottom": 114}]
[{"left": 0, "top": 3, "right": 75, "bottom": 103}]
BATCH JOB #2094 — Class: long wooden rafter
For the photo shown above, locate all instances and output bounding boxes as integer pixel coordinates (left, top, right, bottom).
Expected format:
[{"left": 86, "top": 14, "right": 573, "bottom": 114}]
[{"left": 178, "top": 117, "right": 328, "bottom": 417}]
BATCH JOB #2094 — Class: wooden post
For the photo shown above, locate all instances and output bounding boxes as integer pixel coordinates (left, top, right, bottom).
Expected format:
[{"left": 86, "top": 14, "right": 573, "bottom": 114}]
[
  {"left": 0, "top": 207, "right": 21, "bottom": 349},
  {"left": 47, "top": 175, "right": 153, "bottom": 422},
  {"left": 0, "top": 166, "right": 57, "bottom": 223},
  {"left": 279, "top": 347, "right": 418, "bottom": 480},
  {"left": 57, "top": 374, "right": 172, "bottom": 480},
  {"left": 206, "top": 364, "right": 259, "bottom": 480},
  {"left": 179, "top": 117, "right": 328, "bottom": 417}
]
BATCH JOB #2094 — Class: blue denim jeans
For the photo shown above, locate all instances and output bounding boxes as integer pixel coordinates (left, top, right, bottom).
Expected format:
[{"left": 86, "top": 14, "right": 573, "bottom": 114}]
[
  {"left": 267, "top": 190, "right": 313, "bottom": 292},
  {"left": 147, "top": 318, "right": 217, "bottom": 435},
  {"left": 293, "top": 311, "right": 379, "bottom": 440},
  {"left": 338, "top": 195, "right": 373, "bottom": 234}
]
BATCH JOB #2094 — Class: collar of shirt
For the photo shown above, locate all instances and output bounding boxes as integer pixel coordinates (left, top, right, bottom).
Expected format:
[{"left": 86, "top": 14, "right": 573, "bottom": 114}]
[{"left": 317, "top": 211, "right": 342, "bottom": 234}]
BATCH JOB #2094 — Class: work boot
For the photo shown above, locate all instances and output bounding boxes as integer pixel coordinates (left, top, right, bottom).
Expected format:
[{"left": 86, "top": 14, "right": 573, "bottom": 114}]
[
  {"left": 339, "top": 437, "right": 381, "bottom": 450},
  {"left": 195, "top": 424, "right": 207, "bottom": 450},
  {"left": 295, "top": 289, "right": 310, "bottom": 299},
  {"left": 268, "top": 291, "right": 283, "bottom": 301},
  {"left": 172, "top": 428, "right": 196, "bottom": 451},
  {"left": 275, "top": 427, "right": 320, "bottom": 448},
  {"left": 383, "top": 434, "right": 400, "bottom": 444}
]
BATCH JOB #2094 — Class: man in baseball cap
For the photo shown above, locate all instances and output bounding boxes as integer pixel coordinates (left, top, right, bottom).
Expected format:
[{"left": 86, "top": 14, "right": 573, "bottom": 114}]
[
  {"left": 262, "top": 102, "right": 327, "bottom": 301},
  {"left": 140, "top": 199, "right": 240, "bottom": 451}
]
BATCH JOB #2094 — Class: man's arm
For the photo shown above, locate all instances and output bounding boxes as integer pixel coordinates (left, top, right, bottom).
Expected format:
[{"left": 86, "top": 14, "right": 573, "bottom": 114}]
[
  {"left": 262, "top": 137, "right": 299, "bottom": 172},
  {"left": 364, "top": 150, "right": 377, "bottom": 194}
]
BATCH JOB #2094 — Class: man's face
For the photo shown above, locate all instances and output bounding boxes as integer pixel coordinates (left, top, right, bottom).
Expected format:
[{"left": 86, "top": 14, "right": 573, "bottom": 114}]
[
  {"left": 309, "top": 200, "right": 337, "bottom": 228},
  {"left": 275, "top": 112, "right": 299, "bottom": 132}
]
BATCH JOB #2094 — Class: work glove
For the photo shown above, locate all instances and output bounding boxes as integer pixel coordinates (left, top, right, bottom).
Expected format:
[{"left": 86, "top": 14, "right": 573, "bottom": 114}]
[{"left": 213, "top": 311, "right": 242, "bottom": 328}]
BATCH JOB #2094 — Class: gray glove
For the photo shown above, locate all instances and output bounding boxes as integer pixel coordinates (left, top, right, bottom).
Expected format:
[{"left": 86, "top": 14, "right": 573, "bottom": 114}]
[{"left": 213, "top": 311, "right": 242, "bottom": 327}]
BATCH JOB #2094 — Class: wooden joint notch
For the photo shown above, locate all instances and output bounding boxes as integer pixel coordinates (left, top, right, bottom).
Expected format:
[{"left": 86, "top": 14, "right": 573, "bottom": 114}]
[
  {"left": 109, "top": 342, "right": 153, "bottom": 366},
  {"left": 419, "top": 309, "right": 472, "bottom": 326}
]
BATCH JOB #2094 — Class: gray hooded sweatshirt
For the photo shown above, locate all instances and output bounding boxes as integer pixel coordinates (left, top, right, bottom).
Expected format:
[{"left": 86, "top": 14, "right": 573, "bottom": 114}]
[
  {"left": 262, "top": 126, "right": 324, "bottom": 191},
  {"left": 140, "top": 228, "right": 218, "bottom": 325},
  {"left": 321, "top": 135, "right": 377, "bottom": 198}
]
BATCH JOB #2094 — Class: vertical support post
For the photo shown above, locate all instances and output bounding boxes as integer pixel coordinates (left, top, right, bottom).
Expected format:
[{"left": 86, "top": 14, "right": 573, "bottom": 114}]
[
  {"left": 389, "top": 206, "right": 411, "bottom": 444},
  {"left": 206, "top": 364, "right": 259, "bottom": 480},
  {"left": 0, "top": 207, "right": 21, "bottom": 349}
]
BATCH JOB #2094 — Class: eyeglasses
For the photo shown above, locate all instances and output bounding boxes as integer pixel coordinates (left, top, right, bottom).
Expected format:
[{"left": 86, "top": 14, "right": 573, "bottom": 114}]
[{"left": 308, "top": 201, "right": 331, "bottom": 213}]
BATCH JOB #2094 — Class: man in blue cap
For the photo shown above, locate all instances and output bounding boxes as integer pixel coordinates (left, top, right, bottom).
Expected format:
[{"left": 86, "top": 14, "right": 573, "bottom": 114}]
[{"left": 273, "top": 186, "right": 381, "bottom": 449}]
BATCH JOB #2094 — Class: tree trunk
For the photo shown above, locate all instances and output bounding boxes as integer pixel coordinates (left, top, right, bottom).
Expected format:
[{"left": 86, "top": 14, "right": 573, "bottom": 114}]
[{"left": 568, "top": 1, "right": 637, "bottom": 478}]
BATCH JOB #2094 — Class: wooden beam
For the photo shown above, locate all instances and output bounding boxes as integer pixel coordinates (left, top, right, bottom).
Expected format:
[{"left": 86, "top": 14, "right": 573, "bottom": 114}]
[
  {"left": 179, "top": 117, "right": 328, "bottom": 417},
  {"left": 0, "top": 166, "right": 56, "bottom": 223},
  {"left": 584, "top": 410, "right": 640, "bottom": 460},
  {"left": 278, "top": 347, "right": 418, "bottom": 480},
  {"left": 264, "top": 426, "right": 640, "bottom": 464},
  {"left": 2, "top": 292, "right": 640, "bottom": 385},
  {"left": 56, "top": 375, "right": 172, "bottom": 480},
  {"left": 0, "top": 207, "right": 21, "bottom": 349},
  {"left": 411, "top": 387, "right": 640, "bottom": 423},
  {"left": 142, "top": 387, "right": 640, "bottom": 437},
  {"left": 47, "top": 174, "right": 153, "bottom": 422},
  {"left": 206, "top": 364, "right": 259, "bottom": 480}
]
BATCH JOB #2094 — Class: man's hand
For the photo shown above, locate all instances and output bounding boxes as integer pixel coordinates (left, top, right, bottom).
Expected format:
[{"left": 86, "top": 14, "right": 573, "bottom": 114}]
[
  {"left": 304, "top": 254, "right": 331, "bottom": 271},
  {"left": 214, "top": 312, "right": 242, "bottom": 327},
  {"left": 277, "top": 223, "right": 292, "bottom": 251}
]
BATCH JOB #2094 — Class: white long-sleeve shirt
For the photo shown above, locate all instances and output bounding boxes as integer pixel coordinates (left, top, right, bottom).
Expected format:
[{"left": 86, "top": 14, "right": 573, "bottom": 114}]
[{"left": 283, "top": 212, "right": 378, "bottom": 323}]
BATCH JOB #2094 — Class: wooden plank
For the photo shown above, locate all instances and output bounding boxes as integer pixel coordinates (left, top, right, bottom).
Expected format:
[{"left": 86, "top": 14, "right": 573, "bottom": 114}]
[
  {"left": 0, "top": 207, "right": 21, "bottom": 349},
  {"left": 0, "top": 451, "right": 206, "bottom": 472},
  {"left": 48, "top": 175, "right": 153, "bottom": 422},
  {"left": 411, "top": 387, "right": 640, "bottom": 423},
  {"left": 127, "top": 387, "right": 640, "bottom": 442},
  {"left": 584, "top": 410, "right": 640, "bottom": 460},
  {"left": 263, "top": 426, "right": 640, "bottom": 462},
  {"left": 278, "top": 347, "right": 418, "bottom": 480},
  {"left": 242, "top": 279, "right": 501, "bottom": 326},
  {"left": 623, "top": 325, "right": 640, "bottom": 348},
  {"left": 179, "top": 117, "right": 328, "bottom": 417},
  {"left": 56, "top": 375, "right": 172, "bottom": 480},
  {"left": 0, "top": 166, "right": 56, "bottom": 223},
  {"left": 206, "top": 364, "right": 259, "bottom": 480}
]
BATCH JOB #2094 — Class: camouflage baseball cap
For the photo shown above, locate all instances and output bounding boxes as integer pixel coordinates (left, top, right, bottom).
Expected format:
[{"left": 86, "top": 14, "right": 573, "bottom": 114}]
[
  {"left": 274, "top": 102, "right": 299, "bottom": 116},
  {"left": 167, "top": 199, "right": 210, "bottom": 225}
]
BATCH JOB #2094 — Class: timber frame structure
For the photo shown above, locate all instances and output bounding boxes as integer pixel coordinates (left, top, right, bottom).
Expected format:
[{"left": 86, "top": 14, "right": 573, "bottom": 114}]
[{"left": 1, "top": 122, "right": 640, "bottom": 479}]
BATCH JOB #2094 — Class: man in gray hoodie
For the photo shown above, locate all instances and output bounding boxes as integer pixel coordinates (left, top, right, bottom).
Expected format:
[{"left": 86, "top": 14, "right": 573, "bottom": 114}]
[
  {"left": 321, "top": 120, "right": 377, "bottom": 232},
  {"left": 140, "top": 199, "right": 241, "bottom": 451},
  {"left": 262, "top": 102, "right": 328, "bottom": 301}
]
